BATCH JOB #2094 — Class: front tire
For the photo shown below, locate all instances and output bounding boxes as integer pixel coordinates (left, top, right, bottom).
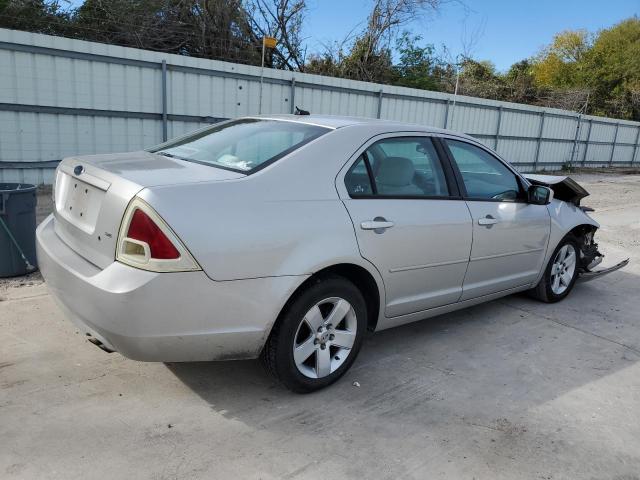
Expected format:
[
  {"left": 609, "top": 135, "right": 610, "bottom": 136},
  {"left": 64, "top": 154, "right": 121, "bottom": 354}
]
[
  {"left": 530, "top": 234, "right": 580, "bottom": 303},
  {"left": 261, "top": 275, "right": 367, "bottom": 393}
]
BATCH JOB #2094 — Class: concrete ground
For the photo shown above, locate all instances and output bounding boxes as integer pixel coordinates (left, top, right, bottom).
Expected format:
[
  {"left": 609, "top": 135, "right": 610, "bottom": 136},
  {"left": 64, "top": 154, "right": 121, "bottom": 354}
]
[{"left": 1, "top": 174, "right": 639, "bottom": 479}]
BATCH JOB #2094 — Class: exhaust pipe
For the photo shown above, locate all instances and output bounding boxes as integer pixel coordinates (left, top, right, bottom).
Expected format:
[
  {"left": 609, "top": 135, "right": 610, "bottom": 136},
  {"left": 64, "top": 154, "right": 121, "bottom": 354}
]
[{"left": 87, "top": 336, "right": 115, "bottom": 353}]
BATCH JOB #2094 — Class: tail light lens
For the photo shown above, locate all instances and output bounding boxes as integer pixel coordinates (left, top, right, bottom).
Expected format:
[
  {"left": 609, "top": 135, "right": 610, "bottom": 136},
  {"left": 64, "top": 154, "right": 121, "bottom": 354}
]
[
  {"left": 116, "top": 197, "right": 200, "bottom": 272},
  {"left": 127, "top": 209, "right": 180, "bottom": 259}
]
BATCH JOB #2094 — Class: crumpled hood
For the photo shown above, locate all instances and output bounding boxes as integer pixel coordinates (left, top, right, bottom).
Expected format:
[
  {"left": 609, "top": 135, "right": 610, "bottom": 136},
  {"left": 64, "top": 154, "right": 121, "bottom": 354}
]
[{"left": 524, "top": 174, "right": 589, "bottom": 205}]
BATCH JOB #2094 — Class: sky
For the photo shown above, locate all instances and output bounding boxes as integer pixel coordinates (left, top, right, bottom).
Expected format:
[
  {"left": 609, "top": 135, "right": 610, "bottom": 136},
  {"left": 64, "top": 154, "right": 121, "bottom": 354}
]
[
  {"left": 303, "top": 0, "right": 640, "bottom": 71},
  {"left": 63, "top": 0, "right": 639, "bottom": 71}
]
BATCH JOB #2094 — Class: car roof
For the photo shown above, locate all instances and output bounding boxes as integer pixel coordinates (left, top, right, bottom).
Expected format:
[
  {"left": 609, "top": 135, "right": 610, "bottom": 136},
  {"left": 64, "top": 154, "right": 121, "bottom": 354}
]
[{"left": 249, "top": 114, "right": 475, "bottom": 140}]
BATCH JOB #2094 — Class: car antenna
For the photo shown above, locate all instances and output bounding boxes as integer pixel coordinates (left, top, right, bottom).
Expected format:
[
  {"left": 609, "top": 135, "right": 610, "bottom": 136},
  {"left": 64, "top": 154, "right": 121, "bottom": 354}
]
[{"left": 294, "top": 106, "right": 310, "bottom": 116}]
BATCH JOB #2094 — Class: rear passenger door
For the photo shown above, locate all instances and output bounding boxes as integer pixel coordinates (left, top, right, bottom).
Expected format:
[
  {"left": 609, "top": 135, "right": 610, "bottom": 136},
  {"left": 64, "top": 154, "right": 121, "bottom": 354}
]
[
  {"left": 442, "top": 138, "right": 550, "bottom": 300},
  {"left": 338, "top": 135, "right": 473, "bottom": 318}
]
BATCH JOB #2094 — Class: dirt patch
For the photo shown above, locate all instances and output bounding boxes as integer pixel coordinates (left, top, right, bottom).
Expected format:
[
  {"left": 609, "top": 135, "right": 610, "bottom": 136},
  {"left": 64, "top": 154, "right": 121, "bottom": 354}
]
[
  {"left": 36, "top": 185, "right": 54, "bottom": 225},
  {"left": 0, "top": 271, "right": 44, "bottom": 293}
]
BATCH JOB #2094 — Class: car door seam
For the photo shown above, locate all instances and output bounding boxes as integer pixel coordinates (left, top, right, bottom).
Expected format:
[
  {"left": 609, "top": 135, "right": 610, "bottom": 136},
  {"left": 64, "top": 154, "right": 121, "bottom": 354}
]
[{"left": 458, "top": 200, "right": 475, "bottom": 302}]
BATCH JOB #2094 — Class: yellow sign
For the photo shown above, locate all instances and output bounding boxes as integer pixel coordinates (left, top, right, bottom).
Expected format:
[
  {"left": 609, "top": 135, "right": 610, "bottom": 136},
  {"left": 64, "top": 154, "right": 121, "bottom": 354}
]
[{"left": 263, "top": 36, "right": 277, "bottom": 49}]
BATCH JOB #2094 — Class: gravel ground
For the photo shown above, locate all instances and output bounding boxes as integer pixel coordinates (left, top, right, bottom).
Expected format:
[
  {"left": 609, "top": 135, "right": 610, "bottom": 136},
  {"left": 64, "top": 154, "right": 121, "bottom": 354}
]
[{"left": 1, "top": 172, "right": 639, "bottom": 479}]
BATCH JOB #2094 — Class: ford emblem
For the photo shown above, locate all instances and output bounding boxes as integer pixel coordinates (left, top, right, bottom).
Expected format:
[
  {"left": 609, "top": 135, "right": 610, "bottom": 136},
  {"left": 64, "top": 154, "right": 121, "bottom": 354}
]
[{"left": 74, "top": 165, "right": 84, "bottom": 176}]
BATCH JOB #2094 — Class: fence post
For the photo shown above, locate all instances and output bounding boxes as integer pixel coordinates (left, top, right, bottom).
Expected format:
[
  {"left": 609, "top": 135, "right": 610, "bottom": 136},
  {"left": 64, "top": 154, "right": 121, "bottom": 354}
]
[
  {"left": 377, "top": 89, "right": 384, "bottom": 119},
  {"left": 290, "top": 77, "right": 296, "bottom": 114},
  {"left": 609, "top": 123, "right": 620, "bottom": 166},
  {"left": 443, "top": 99, "right": 451, "bottom": 129},
  {"left": 533, "top": 111, "right": 546, "bottom": 171},
  {"left": 494, "top": 106, "right": 503, "bottom": 152},
  {"left": 581, "top": 119, "right": 592, "bottom": 166},
  {"left": 632, "top": 126, "right": 640, "bottom": 166},
  {"left": 568, "top": 114, "right": 581, "bottom": 169},
  {"left": 161, "top": 59, "right": 168, "bottom": 142}
]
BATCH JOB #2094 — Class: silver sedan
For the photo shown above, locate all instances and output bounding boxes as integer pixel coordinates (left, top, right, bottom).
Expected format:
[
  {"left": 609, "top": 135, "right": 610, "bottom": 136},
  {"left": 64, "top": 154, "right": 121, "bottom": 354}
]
[{"left": 36, "top": 115, "right": 627, "bottom": 392}]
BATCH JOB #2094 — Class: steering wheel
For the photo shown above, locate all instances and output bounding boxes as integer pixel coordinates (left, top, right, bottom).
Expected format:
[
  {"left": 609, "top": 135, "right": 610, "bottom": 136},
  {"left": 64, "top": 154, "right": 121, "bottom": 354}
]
[{"left": 491, "top": 190, "right": 518, "bottom": 201}]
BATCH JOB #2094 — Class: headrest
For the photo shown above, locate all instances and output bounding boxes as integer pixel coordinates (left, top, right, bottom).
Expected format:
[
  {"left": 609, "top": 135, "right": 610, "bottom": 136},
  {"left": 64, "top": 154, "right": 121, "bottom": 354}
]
[{"left": 375, "top": 156, "right": 415, "bottom": 187}]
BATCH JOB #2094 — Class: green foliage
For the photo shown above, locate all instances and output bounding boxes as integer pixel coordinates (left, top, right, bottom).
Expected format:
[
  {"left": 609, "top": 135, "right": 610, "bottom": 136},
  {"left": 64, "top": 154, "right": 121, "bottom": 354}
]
[
  {"left": 393, "top": 32, "right": 442, "bottom": 90},
  {"left": 583, "top": 18, "right": 640, "bottom": 119},
  {"left": 1, "top": 2, "right": 638, "bottom": 120},
  {"left": 305, "top": 36, "right": 396, "bottom": 84},
  {"left": 73, "top": 0, "right": 261, "bottom": 64},
  {"left": 0, "top": 0, "right": 71, "bottom": 35},
  {"left": 532, "top": 30, "right": 591, "bottom": 88},
  {"left": 530, "top": 19, "right": 640, "bottom": 119},
  {"left": 340, "top": 36, "right": 396, "bottom": 83},
  {"left": 503, "top": 60, "right": 538, "bottom": 103}
]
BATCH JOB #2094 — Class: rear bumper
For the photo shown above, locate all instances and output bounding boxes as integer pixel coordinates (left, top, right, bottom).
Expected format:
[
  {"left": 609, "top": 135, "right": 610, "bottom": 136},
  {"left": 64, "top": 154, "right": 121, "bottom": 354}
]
[{"left": 36, "top": 214, "right": 307, "bottom": 361}]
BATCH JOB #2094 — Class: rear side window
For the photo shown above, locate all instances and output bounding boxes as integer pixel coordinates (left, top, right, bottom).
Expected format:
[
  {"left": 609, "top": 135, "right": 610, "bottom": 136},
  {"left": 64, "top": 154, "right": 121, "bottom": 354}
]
[
  {"left": 150, "top": 119, "right": 330, "bottom": 173},
  {"left": 345, "top": 155, "right": 374, "bottom": 196},
  {"left": 345, "top": 137, "right": 450, "bottom": 198}
]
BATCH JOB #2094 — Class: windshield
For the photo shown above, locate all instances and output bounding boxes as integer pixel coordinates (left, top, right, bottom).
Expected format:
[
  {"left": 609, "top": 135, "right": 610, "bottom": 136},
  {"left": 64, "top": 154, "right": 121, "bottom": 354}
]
[{"left": 150, "top": 119, "right": 330, "bottom": 173}]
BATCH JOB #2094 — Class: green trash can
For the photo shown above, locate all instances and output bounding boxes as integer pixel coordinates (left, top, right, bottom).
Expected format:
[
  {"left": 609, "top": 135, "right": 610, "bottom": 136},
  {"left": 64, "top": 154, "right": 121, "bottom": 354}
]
[{"left": 0, "top": 183, "right": 38, "bottom": 277}]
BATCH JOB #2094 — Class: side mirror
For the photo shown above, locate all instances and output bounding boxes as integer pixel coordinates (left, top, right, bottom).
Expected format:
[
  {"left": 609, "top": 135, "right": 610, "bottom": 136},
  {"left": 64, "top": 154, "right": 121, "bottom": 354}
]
[{"left": 528, "top": 185, "right": 553, "bottom": 205}]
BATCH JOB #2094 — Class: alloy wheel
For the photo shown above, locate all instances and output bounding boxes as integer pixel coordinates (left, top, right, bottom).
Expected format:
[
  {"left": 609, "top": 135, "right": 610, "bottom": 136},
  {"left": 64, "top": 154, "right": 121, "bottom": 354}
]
[
  {"left": 550, "top": 244, "right": 577, "bottom": 295},
  {"left": 292, "top": 297, "right": 358, "bottom": 379}
]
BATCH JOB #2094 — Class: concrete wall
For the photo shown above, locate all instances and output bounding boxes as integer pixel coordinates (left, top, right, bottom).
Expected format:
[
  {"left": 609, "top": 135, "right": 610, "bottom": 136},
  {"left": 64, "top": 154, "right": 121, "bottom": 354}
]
[{"left": 1, "top": 28, "right": 639, "bottom": 184}]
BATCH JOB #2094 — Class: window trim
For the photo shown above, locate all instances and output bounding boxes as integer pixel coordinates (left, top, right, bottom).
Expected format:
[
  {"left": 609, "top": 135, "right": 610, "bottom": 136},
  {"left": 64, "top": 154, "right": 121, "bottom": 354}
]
[
  {"left": 344, "top": 135, "right": 461, "bottom": 200},
  {"left": 438, "top": 137, "right": 529, "bottom": 204},
  {"left": 362, "top": 151, "right": 379, "bottom": 195}
]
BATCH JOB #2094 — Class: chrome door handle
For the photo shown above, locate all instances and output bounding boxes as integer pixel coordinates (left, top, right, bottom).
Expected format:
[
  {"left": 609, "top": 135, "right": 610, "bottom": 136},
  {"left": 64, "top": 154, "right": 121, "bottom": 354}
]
[
  {"left": 361, "top": 220, "right": 394, "bottom": 230},
  {"left": 478, "top": 215, "right": 498, "bottom": 226},
  {"left": 361, "top": 217, "right": 394, "bottom": 233}
]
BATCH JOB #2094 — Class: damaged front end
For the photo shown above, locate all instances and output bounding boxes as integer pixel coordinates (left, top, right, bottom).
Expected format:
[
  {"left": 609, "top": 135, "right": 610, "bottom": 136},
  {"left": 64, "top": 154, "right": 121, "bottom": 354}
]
[
  {"left": 572, "top": 225, "right": 629, "bottom": 282},
  {"left": 525, "top": 174, "right": 589, "bottom": 206},
  {"left": 525, "top": 174, "right": 630, "bottom": 281}
]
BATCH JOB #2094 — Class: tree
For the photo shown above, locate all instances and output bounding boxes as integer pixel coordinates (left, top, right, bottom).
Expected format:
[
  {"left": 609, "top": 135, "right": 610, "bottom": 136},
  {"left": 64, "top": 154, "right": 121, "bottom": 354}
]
[
  {"left": 71, "top": 0, "right": 260, "bottom": 63},
  {"left": 245, "top": 0, "right": 307, "bottom": 71},
  {"left": 0, "top": 0, "right": 71, "bottom": 35},
  {"left": 2, "top": 2, "right": 639, "bottom": 120},
  {"left": 531, "top": 29, "right": 591, "bottom": 88},
  {"left": 393, "top": 31, "right": 443, "bottom": 90},
  {"left": 455, "top": 59, "right": 506, "bottom": 100},
  {"left": 582, "top": 17, "right": 640, "bottom": 119},
  {"left": 307, "top": 0, "right": 442, "bottom": 83},
  {"left": 503, "top": 60, "right": 538, "bottom": 104},
  {"left": 529, "top": 18, "right": 640, "bottom": 119}
]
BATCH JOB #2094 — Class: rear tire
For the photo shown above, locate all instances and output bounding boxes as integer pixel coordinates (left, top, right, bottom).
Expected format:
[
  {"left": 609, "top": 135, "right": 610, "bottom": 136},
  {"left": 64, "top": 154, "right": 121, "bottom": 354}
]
[
  {"left": 261, "top": 275, "right": 367, "bottom": 393},
  {"left": 530, "top": 234, "right": 580, "bottom": 303}
]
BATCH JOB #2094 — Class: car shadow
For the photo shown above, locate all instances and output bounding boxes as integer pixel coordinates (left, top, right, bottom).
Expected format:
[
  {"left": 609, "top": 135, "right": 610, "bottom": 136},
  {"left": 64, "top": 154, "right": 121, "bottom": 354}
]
[{"left": 166, "top": 268, "right": 640, "bottom": 432}]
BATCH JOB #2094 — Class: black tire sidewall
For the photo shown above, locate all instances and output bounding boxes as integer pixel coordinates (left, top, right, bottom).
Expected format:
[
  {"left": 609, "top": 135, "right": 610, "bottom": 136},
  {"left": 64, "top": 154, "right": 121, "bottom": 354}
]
[
  {"left": 273, "top": 276, "right": 367, "bottom": 393},
  {"left": 543, "top": 235, "right": 580, "bottom": 302}
]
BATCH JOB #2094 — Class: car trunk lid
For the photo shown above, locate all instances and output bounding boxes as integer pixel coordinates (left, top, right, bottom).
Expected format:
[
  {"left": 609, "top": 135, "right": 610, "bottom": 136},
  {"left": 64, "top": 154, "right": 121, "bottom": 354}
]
[{"left": 52, "top": 151, "right": 244, "bottom": 269}]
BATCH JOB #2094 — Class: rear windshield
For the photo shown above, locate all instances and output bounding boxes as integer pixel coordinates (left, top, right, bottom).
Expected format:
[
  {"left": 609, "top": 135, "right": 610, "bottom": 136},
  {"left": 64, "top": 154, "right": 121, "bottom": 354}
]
[{"left": 150, "top": 119, "right": 330, "bottom": 173}]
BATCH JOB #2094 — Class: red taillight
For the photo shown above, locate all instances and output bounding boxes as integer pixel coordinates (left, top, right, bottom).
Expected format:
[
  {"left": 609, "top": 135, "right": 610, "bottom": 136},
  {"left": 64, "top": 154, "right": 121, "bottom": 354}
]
[
  {"left": 127, "top": 209, "right": 180, "bottom": 259},
  {"left": 117, "top": 197, "right": 200, "bottom": 272}
]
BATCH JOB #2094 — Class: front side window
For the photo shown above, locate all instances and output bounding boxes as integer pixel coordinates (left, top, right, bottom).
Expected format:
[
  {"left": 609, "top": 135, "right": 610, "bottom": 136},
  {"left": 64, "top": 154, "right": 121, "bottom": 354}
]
[
  {"left": 445, "top": 139, "right": 522, "bottom": 201},
  {"left": 150, "top": 119, "right": 330, "bottom": 173},
  {"left": 345, "top": 137, "right": 450, "bottom": 197}
]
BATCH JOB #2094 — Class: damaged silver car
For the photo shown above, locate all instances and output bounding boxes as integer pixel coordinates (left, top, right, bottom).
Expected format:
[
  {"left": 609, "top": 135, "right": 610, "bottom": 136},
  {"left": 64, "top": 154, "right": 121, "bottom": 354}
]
[
  {"left": 37, "top": 115, "right": 628, "bottom": 392},
  {"left": 524, "top": 174, "right": 628, "bottom": 291}
]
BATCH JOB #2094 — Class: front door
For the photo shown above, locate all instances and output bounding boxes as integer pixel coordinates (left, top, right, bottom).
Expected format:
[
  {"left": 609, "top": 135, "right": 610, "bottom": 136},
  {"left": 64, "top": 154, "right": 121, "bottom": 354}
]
[
  {"left": 340, "top": 135, "right": 472, "bottom": 317},
  {"left": 442, "top": 138, "right": 551, "bottom": 300}
]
